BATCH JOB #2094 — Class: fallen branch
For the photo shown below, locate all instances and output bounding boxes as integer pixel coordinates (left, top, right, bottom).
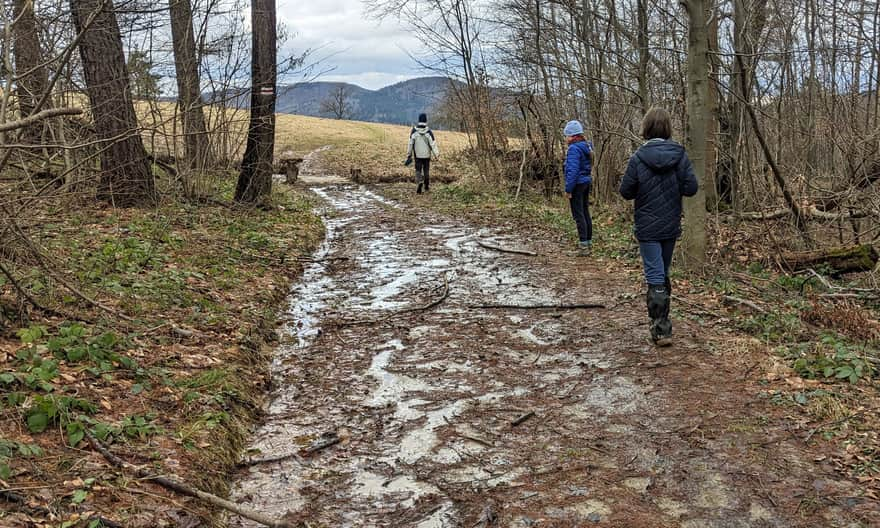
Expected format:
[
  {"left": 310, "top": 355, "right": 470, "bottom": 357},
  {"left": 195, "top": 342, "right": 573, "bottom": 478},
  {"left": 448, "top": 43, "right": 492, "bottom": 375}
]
[
  {"left": 86, "top": 432, "right": 294, "bottom": 528},
  {"left": 471, "top": 303, "right": 605, "bottom": 310},
  {"left": 511, "top": 411, "right": 535, "bottom": 427},
  {"left": 302, "top": 433, "right": 340, "bottom": 456},
  {"left": 477, "top": 240, "right": 538, "bottom": 256},
  {"left": 459, "top": 433, "right": 494, "bottom": 448},
  {"left": 722, "top": 295, "right": 767, "bottom": 313},
  {"left": 238, "top": 450, "right": 307, "bottom": 468},
  {"left": 329, "top": 273, "right": 449, "bottom": 327},
  {"left": 0, "top": 107, "right": 82, "bottom": 133},
  {"left": 0, "top": 260, "right": 63, "bottom": 317}
]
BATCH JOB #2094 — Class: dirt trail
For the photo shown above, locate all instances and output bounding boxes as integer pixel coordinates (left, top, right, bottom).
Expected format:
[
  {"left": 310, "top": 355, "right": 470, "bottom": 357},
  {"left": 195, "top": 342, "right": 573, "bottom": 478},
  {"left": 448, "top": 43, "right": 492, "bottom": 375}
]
[{"left": 230, "top": 173, "right": 874, "bottom": 526}]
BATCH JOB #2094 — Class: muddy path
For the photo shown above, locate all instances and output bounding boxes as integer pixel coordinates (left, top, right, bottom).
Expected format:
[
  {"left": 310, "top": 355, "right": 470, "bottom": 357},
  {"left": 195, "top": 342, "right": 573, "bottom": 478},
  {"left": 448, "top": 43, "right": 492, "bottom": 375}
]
[{"left": 230, "top": 175, "right": 874, "bottom": 526}]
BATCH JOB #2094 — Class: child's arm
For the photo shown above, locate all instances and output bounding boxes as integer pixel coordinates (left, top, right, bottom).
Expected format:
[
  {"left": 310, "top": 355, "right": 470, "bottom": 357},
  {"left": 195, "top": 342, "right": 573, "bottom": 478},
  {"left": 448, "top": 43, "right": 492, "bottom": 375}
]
[{"left": 564, "top": 145, "right": 579, "bottom": 194}]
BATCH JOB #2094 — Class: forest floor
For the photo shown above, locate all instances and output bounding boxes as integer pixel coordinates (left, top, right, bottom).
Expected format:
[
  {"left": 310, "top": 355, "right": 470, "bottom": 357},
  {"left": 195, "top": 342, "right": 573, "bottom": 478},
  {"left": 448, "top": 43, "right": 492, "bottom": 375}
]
[
  {"left": 228, "top": 153, "right": 879, "bottom": 527},
  {"left": 0, "top": 176, "right": 324, "bottom": 526}
]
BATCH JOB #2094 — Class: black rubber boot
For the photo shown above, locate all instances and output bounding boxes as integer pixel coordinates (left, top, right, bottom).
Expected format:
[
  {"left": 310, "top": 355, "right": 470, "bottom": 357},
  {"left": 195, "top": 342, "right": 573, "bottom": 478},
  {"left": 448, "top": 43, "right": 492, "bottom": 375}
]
[{"left": 647, "top": 284, "right": 673, "bottom": 346}]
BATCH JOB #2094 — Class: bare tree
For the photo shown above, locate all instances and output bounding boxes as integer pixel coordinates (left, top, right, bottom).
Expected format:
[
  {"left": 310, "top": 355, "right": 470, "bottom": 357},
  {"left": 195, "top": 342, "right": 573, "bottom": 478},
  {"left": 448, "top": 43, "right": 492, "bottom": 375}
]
[
  {"left": 12, "top": 0, "right": 51, "bottom": 148},
  {"left": 234, "top": 0, "right": 276, "bottom": 205},
  {"left": 679, "top": 0, "right": 709, "bottom": 268},
  {"left": 69, "top": 0, "right": 156, "bottom": 206},
  {"left": 169, "top": 0, "right": 212, "bottom": 173},
  {"left": 319, "top": 85, "right": 355, "bottom": 120}
]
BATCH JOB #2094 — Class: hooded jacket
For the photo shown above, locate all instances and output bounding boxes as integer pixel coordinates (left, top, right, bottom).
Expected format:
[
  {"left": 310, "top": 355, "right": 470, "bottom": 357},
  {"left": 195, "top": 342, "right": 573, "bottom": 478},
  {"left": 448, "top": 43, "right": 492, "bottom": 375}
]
[
  {"left": 619, "top": 139, "right": 699, "bottom": 241},
  {"left": 564, "top": 139, "right": 593, "bottom": 193},
  {"left": 408, "top": 124, "right": 439, "bottom": 160}
]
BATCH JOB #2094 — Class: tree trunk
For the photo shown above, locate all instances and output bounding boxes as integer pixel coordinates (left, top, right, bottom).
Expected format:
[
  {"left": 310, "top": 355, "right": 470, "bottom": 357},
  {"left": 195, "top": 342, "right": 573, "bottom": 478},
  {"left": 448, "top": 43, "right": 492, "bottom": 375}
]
[
  {"left": 169, "top": 0, "right": 211, "bottom": 172},
  {"left": 70, "top": 0, "right": 156, "bottom": 206},
  {"left": 704, "top": 0, "right": 719, "bottom": 207},
  {"left": 234, "top": 0, "right": 276, "bottom": 205},
  {"left": 12, "top": 0, "right": 50, "bottom": 147},
  {"left": 679, "top": 0, "right": 709, "bottom": 269}
]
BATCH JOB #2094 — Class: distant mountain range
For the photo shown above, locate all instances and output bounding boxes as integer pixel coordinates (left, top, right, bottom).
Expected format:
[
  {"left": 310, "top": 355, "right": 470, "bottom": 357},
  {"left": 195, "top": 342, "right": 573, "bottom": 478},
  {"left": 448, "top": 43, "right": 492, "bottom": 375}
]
[{"left": 272, "top": 77, "right": 453, "bottom": 126}]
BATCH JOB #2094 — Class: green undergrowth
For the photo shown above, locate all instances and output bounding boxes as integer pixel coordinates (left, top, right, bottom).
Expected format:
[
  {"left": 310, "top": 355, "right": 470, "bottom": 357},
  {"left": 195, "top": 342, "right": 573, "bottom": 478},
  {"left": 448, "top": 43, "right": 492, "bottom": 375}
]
[{"left": 1, "top": 185, "right": 323, "bottom": 525}]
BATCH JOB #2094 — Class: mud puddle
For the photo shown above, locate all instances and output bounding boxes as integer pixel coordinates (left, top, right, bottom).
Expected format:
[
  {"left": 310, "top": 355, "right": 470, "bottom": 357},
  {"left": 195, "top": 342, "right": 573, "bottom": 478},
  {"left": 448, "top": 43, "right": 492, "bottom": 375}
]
[{"left": 230, "top": 182, "right": 870, "bottom": 527}]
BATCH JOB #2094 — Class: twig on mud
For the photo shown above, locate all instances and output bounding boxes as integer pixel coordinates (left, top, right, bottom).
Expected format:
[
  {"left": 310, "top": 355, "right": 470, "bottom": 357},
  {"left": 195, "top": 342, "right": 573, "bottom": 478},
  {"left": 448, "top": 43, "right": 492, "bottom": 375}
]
[
  {"left": 511, "top": 411, "right": 535, "bottom": 427},
  {"left": 238, "top": 450, "right": 309, "bottom": 468},
  {"left": 302, "top": 433, "right": 341, "bottom": 455},
  {"left": 329, "top": 273, "right": 450, "bottom": 327},
  {"left": 477, "top": 240, "right": 538, "bottom": 257},
  {"left": 459, "top": 433, "right": 494, "bottom": 448},
  {"left": 471, "top": 303, "right": 605, "bottom": 310},
  {"left": 86, "top": 431, "right": 294, "bottom": 528}
]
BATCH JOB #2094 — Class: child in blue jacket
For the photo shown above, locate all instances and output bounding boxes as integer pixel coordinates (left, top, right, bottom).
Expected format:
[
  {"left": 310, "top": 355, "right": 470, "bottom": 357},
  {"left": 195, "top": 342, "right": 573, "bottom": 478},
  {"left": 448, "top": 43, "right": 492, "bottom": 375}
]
[{"left": 563, "top": 120, "right": 594, "bottom": 255}]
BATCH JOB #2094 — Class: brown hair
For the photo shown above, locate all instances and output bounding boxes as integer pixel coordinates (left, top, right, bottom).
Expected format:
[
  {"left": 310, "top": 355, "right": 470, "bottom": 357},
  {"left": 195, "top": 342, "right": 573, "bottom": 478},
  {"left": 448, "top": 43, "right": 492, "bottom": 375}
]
[{"left": 641, "top": 107, "right": 672, "bottom": 140}]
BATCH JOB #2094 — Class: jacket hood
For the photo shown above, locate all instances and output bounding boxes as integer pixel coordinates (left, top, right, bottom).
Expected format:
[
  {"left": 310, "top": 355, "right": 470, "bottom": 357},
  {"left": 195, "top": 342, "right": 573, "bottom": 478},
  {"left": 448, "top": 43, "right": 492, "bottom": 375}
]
[
  {"left": 636, "top": 140, "right": 684, "bottom": 172},
  {"left": 415, "top": 125, "right": 430, "bottom": 134}
]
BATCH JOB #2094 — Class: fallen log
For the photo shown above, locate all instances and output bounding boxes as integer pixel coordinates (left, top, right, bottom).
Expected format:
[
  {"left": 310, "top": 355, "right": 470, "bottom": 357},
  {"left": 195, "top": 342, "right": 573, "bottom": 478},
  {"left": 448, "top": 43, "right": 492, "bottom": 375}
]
[
  {"left": 781, "top": 244, "right": 879, "bottom": 274},
  {"left": 86, "top": 432, "right": 294, "bottom": 528}
]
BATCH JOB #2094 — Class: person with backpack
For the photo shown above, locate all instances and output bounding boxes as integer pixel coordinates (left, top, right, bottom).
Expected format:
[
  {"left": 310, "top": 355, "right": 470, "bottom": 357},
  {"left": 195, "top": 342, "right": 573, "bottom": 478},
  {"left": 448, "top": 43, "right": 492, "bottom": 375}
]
[
  {"left": 563, "top": 120, "right": 594, "bottom": 256},
  {"left": 405, "top": 113, "right": 439, "bottom": 194},
  {"left": 619, "top": 107, "right": 699, "bottom": 347}
]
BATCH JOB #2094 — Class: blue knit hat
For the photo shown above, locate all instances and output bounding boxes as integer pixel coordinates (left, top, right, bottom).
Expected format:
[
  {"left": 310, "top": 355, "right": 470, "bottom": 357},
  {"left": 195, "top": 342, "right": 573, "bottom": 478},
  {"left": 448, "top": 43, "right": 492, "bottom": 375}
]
[
  {"left": 563, "top": 120, "right": 584, "bottom": 136},
  {"left": 418, "top": 113, "right": 428, "bottom": 124}
]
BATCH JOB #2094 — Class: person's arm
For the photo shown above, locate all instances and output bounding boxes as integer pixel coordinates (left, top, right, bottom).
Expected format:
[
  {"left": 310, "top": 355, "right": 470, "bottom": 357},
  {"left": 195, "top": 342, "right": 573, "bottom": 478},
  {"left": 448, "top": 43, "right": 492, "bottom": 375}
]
[
  {"left": 564, "top": 145, "right": 579, "bottom": 195},
  {"left": 678, "top": 152, "right": 699, "bottom": 197},
  {"left": 619, "top": 156, "right": 639, "bottom": 200},
  {"left": 430, "top": 134, "right": 440, "bottom": 159},
  {"left": 406, "top": 133, "right": 414, "bottom": 158}
]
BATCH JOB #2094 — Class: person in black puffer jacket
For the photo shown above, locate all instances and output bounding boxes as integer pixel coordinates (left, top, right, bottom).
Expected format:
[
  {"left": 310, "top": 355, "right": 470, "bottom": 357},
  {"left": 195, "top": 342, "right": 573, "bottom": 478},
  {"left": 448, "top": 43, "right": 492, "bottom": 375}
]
[{"left": 619, "top": 107, "right": 698, "bottom": 346}]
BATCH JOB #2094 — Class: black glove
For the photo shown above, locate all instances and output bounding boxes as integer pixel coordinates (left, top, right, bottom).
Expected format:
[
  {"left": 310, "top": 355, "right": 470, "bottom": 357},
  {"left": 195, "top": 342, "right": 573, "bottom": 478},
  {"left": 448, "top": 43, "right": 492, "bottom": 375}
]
[{"left": 404, "top": 156, "right": 413, "bottom": 166}]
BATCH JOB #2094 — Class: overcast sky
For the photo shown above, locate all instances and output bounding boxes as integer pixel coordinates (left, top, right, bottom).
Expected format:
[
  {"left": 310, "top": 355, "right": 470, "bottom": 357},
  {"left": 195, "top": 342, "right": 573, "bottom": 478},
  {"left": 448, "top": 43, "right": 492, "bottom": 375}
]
[{"left": 277, "top": 0, "right": 426, "bottom": 90}]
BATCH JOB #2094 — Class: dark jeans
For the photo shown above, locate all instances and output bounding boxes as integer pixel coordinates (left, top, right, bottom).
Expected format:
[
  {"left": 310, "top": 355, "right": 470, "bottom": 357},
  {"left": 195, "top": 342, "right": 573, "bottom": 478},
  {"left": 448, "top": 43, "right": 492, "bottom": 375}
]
[
  {"left": 639, "top": 239, "right": 676, "bottom": 285},
  {"left": 415, "top": 158, "right": 431, "bottom": 191},
  {"left": 569, "top": 182, "right": 592, "bottom": 243}
]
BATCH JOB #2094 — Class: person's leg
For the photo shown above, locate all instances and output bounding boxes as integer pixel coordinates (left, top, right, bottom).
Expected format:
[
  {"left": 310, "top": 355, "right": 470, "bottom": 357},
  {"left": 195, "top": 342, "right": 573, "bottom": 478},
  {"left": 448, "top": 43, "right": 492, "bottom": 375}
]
[
  {"left": 569, "top": 184, "right": 588, "bottom": 244},
  {"left": 660, "top": 239, "right": 676, "bottom": 283},
  {"left": 415, "top": 159, "right": 425, "bottom": 194},
  {"left": 583, "top": 181, "right": 593, "bottom": 243},
  {"left": 423, "top": 159, "right": 431, "bottom": 191},
  {"left": 639, "top": 242, "right": 666, "bottom": 285},
  {"left": 639, "top": 241, "right": 672, "bottom": 345}
]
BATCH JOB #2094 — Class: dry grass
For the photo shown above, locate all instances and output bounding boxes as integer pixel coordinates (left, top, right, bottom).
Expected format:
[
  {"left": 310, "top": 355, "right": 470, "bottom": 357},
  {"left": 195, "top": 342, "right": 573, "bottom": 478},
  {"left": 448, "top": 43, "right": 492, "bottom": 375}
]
[
  {"left": 134, "top": 103, "right": 476, "bottom": 183},
  {"left": 274, "top": 114, "right": 475, "bottom": 183}
]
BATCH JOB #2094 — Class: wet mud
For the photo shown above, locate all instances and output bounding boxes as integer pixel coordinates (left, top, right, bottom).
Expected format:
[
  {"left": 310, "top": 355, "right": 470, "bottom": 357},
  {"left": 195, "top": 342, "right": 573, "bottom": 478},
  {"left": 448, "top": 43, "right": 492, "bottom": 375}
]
[{"left": 230, "top": 177, "right": 875, "bottom": 526}]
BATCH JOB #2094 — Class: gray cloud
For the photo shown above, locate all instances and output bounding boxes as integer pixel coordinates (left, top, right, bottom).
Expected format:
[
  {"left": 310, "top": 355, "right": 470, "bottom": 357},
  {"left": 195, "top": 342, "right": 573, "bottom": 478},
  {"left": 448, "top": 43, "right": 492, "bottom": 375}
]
[{"left": 277, "top": 0, "right": 425, "bottom": 89}]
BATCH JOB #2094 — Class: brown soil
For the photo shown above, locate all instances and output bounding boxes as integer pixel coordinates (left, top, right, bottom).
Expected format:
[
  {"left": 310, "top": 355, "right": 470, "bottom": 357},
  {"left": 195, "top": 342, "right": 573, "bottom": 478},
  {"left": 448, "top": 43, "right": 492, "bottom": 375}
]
[{"left": 229, "top": 170, "right": 878, "bottom": 527}]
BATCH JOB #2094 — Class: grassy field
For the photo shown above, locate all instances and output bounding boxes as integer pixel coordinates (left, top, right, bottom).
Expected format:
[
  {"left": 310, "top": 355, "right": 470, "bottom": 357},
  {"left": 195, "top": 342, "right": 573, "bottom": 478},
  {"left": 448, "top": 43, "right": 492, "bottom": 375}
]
[
  {"left": 135, "top": 102, "right": 475, "bottom": 184},
  {"left": 274, "top": 114, "right": 474, "bottom": 183}
]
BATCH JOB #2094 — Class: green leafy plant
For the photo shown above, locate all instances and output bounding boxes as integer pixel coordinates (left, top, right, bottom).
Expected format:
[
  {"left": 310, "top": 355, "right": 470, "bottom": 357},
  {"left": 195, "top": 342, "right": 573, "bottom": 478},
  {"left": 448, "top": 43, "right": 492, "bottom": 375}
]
[
  {"left": 0, "top": 439, "right": 43, "bottom": 479},
  {"left": 25, "top": 395, "right": 97, "bottom": 433},
  {"left": 790, "top": 334, "right": 876, "bottom": 384}
]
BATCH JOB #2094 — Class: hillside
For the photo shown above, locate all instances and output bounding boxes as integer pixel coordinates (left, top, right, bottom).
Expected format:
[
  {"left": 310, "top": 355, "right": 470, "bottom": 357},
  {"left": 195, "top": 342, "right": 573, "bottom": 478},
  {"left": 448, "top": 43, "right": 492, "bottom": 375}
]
[{"left": 274, "top": 76, "right": 452, "bottom": 125}]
